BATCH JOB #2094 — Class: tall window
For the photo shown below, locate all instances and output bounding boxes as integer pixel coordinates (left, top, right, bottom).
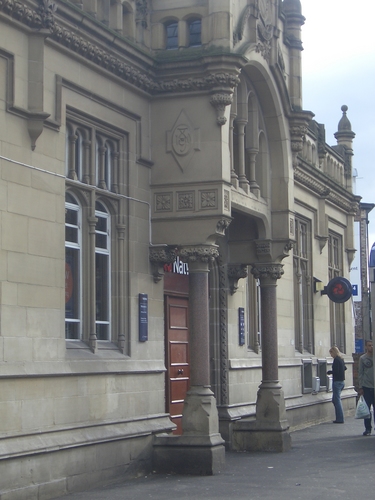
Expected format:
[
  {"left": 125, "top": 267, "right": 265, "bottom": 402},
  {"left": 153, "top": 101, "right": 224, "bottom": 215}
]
[
  {"left": 166, "top": 21, "right": 178, "bottom": 49},
  {"left": 328, "top": 232, "right": 345, "bottom": 352},
  {"left": 293, "top": 216, "right": 314, "bottom": 353},
  {"left": 65, "top": 115, "right": 126, "bottom": 350},
  {"left": 95, "top": 201, "right": 111, "bottom": 340},
  {"left": 65, "top": 193, "right": 81, "bottom": 339},
  {"left": 188, "top": 19, "right": 201, "bottom": 47}
]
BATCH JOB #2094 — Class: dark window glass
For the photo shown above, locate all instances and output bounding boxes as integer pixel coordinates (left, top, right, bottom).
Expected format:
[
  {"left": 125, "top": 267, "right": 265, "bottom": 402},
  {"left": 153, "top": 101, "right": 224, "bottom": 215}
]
[
  {"left": 166, "top": 22, "right": 178, "bottom": 49},
  {"left": 65, "top": 246, "right": 80, "bottom": 339},
  {"left": 189, "top": 19, "right": 201, "bottom": 47}
]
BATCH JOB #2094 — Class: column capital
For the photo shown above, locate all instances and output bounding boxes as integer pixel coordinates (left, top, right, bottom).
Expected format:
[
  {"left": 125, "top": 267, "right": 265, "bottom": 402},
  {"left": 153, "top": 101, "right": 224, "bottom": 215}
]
[
  {"left": 251, "top": 263, "right": 284, "bottom": 283},
  {"left": 178, "top": 245, "right": 219, "bottom": 272}
]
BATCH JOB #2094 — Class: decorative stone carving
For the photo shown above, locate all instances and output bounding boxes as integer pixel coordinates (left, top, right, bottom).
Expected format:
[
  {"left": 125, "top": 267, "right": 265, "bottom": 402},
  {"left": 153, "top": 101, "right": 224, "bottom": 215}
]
[
  {"left": 224, "top": 190, "right": 230, "bottom": 211},
  {"left": 251, "top": 263, "right": 284, "bottom": 282},
  {"left": 216, "top": 219, "right": 231, "bottom": 236},
  {"left": 2, "top": 3, "right": 241, "bottom": 97},
  {"left": 210, "top": 93, "right": 233, "bottom": 126},
  {"left": 255, "top": 240, "right": 271, "bottom": 257},
  {"left": 200, "top": 190, "right": 217, "bottom": 209},
  {"left": 1, "top": 0, "right": 56, "bottom": 31},
  {"left": 228, "top": 264, "right": 248, "bottom": 295},
  {"left": 255, "top": 40, "right": 271, "bottom": 62},
  {"left": 177, "top": 192, "right": 194, "bottom": 211},
  {"left": 36, "top": 0, "right": 57, "bottom": 31},
  {"left": 166, "top": 110, "right": 200, "bottom": 171},
  {"left": 155, "top": 193, "right": 172, "bottom": 212},
  {"left": 158, "top": 73, "right": 240, "bottom": 94},
  {"left": 295, "top": 166, "right": 358, "bottom": 213},
  {"left": 149, "top": 246, "right": 177, "bottom": 283},
  {"left": 233, "top": 5, "right": 252, "bottom": 44},
  {"left": 135, "top": 0, "right": 148, "bottom": 28},
  {"left": 217, "top": 255, "right": 229, "bottom": 404},
  {"left": 259, "top": 0, "right": 271, "bottom": 22},
  {"left": 289, "top": 112, "right": 314, "bottom": 170},
  {"left": 257, "top": 22, "right": 273, "bottom": 42},
  {"left": 178, "top": 246, "right": 219, "bottom": 264}
]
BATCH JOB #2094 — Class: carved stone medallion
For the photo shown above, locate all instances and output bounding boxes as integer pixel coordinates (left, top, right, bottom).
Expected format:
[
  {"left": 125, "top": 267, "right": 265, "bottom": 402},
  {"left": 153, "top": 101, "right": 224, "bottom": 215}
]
[{"left": 166, "top": 110, "right": 200, "bottom": 171}]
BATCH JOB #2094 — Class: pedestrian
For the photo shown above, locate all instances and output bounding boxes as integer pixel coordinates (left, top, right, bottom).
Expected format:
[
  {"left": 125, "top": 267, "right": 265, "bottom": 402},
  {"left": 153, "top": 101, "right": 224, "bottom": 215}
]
[
  {"left": 327, "top": 346, "right": 346, "bottom": 423},
  {"left": 358, "top": 340, "right": 374, "bottom": 436}
]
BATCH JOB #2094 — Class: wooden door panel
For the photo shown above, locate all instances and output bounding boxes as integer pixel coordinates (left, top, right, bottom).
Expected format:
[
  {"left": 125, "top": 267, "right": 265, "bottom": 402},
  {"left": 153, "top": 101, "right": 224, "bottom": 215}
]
[
  {"left": 170, "top": 378, "right": 189, "bottom": 402},
  {"left": 170, "top": 342, "right": 189, "bottom": 365},
  {"left": 169, "top": 303, "right": 188, "bottom": 329},
  {"left": 165, "top": 295, "right": 190, "bottom": 435}
]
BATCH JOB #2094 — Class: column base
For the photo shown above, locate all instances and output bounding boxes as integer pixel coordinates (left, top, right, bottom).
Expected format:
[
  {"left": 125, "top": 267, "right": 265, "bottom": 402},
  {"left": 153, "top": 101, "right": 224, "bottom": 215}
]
[
  {"left": 232, "top": 382, "right": 291, "bottom": 452},
  {"left": 153, "top": 434, "right": 225, "bottom": 475},
  {"left": 153, "top": 386, "right": 225, "bottom": 474},
  {"left": 232, "top": 421, "right": 291, "bottom": 452}
]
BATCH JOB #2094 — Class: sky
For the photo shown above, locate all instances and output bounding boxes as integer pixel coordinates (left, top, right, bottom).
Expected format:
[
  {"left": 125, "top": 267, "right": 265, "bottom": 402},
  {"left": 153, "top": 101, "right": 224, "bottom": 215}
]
[{"left": 300, "top": 0, "right": 375, "bottom": 250}]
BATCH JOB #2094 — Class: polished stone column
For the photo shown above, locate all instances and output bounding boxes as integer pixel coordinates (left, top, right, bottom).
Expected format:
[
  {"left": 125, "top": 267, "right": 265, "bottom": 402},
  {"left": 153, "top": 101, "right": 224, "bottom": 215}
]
[
  {"left": 153, "top": 246, "right": 225, "bottom": 474},
  {"left": 233, "top": 263, "right": 291, "bottom": 452}
]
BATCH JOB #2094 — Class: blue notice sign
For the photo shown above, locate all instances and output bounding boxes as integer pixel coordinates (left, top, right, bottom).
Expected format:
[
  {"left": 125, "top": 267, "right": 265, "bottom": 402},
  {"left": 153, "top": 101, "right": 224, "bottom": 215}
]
[
  {"left": 355, "top": 338, "right": 364, "bottom": 354},
  {"left": 352, "top": 284, "right": 358, "bottom": 296},
  {"left": 139, "top": 293, "right": 148, "bottom": 342}
]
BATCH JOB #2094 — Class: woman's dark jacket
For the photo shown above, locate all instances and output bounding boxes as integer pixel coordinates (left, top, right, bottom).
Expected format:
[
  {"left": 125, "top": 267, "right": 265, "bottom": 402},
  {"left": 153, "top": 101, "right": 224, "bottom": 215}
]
[{"left": 327, "top": 356, "right": 346, "bottom": 382}]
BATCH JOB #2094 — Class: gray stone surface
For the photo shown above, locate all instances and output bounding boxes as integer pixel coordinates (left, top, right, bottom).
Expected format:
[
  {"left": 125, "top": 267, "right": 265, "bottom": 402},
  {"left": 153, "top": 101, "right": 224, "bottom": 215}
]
[{"left": 56, "top": 417, "right": 373, "bottom": 499}]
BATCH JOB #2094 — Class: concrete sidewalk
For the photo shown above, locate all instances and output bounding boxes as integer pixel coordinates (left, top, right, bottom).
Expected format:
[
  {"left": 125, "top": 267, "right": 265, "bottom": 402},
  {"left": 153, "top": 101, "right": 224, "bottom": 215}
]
[{"left": 56, "top": 417, "right": 374, "bottom": 500}]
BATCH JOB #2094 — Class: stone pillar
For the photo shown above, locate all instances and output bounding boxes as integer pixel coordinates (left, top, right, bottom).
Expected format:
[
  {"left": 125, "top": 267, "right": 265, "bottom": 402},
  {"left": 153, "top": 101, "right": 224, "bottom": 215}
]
[
  {"left": 153, "top": 246, "right": 225, "bottom": 475},
  {"left": 236, "top": 119, "right": 250, "bottom": 193},
  {"left": 233, "top": 263, "right": 291, "bottom": 452}
]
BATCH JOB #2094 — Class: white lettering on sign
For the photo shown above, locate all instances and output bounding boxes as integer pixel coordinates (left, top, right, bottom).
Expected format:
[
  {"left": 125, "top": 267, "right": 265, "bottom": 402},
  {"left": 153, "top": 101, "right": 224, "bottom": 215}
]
[{"left": 164, "top": 256, "right": 189, "bottom": 275}]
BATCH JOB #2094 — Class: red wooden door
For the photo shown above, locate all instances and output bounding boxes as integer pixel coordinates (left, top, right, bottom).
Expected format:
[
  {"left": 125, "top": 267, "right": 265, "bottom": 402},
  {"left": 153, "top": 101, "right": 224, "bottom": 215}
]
[{"left": 165, "top": 295, "right": 190, "bottom": 435}]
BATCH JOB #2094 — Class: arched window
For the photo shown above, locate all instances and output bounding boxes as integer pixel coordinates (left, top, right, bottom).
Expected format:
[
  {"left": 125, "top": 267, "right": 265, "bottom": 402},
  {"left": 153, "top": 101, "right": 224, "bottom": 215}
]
[
  {"left": 188, "top": 19, "right": 201, "bottom": 47},
  {"left": 65, "top": 114, "right": 126, "bottom": 351},
  {"left": 65, "top": 192, "right": 82, "bottom": 339},
  {"left": 166, "top": 21, "right": 178, "bottom": 49}
]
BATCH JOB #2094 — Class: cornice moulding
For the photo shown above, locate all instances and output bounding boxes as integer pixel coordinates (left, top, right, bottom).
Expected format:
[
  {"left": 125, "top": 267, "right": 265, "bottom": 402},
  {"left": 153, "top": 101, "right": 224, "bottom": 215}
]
[
  {"left": 294, "top": 165, "right": 357, "bottom": 214},
  {"left": 1, "top": 1, "right": 242, "bottom": 98}
]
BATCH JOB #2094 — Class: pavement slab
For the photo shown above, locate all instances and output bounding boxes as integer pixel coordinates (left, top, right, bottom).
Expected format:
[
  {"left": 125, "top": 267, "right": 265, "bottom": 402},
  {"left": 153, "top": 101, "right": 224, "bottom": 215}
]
[{"left": 55, "top": 416, "right": 374, "bottom": 500}]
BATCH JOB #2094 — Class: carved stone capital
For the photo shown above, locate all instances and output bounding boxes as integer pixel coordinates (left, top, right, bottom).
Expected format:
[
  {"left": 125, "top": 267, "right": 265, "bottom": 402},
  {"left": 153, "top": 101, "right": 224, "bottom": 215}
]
[
  {"left": 228, "top": 264, "right": 248, "bottom": 295},
  {"left": 210, "top": 93, "right": 233, "bottom": 126},
  {"left": 251, "top": 263, "right": 284, "bottom": 283},
  {"left": 178, "top": 245, "right": 219, "bottom": 272},
  {"left": 149, "top": 246, "right": 177, "bottom": 283}
]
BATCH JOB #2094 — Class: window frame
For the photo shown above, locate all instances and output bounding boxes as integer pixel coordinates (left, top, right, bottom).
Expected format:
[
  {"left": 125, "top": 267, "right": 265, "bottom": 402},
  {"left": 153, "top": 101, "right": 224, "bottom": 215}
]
[
  {"left": 65, "top": 193, "right": 82, "bottom": 340},
  {"left": 293, "top": 215, "right": 314, "bottom": 354},
  {"left": 328, "top": 231, "right": 346, "bottom": 352},
  {"left": 165, "top": 21, "right": 178, "bottom": 50},
  {"left": 65, "top": 112, "right": 127, "bottom": 352},
  {"left": 188, "top": 18, "right": 202, "bottom": 47}
]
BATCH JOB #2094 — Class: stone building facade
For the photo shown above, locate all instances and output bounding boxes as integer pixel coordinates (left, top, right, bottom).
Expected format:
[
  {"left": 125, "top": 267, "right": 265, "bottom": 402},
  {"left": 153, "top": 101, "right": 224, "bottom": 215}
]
[{"left": 0, "top": 1, "right": 359, "bottom": 498}]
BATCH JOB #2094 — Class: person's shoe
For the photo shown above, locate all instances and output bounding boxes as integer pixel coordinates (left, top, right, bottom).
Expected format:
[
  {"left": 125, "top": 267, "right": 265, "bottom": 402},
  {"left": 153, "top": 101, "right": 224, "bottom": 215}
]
[
  {"left": 333, "top": 420, "right": 344, "bottom": 424},
  {"left": 363, "top": 430, "right": 371, "bottom": 436}
]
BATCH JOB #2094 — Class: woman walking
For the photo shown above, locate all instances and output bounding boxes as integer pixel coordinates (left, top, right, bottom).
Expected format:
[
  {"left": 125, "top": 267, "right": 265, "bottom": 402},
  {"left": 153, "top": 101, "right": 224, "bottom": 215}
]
[{"left": 327, "top": 346, "right": 346, "bottom": 423}]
